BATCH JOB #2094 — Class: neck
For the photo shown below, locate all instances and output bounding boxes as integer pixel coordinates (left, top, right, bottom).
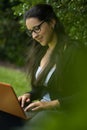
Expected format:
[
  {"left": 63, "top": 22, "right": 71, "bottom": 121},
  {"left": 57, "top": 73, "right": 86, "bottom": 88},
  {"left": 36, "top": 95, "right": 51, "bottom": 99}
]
[{"left": 48, "top": 33, "right": 57, "bottom": 51}]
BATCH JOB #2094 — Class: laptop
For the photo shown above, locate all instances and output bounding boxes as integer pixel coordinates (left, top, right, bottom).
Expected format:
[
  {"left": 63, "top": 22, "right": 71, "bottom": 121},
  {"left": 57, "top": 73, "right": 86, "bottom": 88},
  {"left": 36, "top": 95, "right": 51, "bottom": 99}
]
[{"left": 0, "top": 82, "right": 36, "bottom": 120}]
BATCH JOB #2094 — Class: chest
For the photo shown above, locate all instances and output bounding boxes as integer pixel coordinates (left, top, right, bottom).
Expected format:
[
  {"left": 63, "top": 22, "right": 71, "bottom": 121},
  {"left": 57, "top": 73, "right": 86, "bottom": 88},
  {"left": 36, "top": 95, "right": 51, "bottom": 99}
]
[{"left": 40, "top": 48, "right": 53, "bottom": 69}]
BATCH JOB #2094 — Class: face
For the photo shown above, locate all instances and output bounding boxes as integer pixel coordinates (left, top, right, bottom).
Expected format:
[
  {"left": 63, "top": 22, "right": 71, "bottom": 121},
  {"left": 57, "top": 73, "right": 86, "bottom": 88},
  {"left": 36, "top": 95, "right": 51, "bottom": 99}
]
[{"left": 26, "top": 18, "right": 56, "bottom": 46}]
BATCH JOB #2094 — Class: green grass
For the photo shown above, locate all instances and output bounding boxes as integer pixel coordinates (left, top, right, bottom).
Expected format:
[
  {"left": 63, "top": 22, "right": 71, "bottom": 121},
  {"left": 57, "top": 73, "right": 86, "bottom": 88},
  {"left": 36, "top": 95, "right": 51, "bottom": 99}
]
[{"left": 0, "top": 66, "right": 30, "bottom": 96}]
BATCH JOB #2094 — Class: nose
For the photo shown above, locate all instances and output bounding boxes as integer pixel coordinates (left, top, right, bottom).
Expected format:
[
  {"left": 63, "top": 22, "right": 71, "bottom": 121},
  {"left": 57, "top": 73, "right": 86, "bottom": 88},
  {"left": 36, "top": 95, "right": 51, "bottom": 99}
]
[{"left": 32, "top": 31, "right": 38, "bottom": 39}]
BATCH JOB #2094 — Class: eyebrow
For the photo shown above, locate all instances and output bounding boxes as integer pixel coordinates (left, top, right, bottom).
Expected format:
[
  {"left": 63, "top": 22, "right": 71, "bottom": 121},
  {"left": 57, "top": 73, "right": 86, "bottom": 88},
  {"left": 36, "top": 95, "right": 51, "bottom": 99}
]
[
  {"left": 32, "top": 24, "right": 40, "bottom": 30},
  {"left": 31, "top": 21, "right": 44, "bottom": 30},
  {"left": 33, "top": 23, "right": 40, "bottom": 28}
]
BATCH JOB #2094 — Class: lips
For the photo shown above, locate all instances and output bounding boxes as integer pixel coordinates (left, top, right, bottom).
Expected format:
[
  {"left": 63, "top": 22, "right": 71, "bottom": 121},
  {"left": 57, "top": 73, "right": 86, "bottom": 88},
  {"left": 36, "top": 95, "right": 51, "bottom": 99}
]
[{"left": 37, "top": 37, "right": 43, "bottom": 43}]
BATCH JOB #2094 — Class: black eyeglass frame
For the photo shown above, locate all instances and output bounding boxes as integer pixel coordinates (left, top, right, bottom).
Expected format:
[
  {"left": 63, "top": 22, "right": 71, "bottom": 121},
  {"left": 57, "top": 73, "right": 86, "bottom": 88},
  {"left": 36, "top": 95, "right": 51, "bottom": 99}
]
[{"left": 26, "top": 20, "right": 45, "bottom": 37}]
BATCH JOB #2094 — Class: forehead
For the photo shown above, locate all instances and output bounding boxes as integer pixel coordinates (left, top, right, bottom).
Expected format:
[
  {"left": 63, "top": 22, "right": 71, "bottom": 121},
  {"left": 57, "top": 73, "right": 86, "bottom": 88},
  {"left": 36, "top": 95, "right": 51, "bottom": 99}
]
[{"left": 26, "top": 17, "right": 41, "bottom": 29}]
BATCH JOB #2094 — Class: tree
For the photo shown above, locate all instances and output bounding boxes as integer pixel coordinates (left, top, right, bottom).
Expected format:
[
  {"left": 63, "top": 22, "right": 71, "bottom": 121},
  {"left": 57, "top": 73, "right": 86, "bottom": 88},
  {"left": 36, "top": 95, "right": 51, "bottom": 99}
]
[{"left": 0, "top": 0, "right": 29, "bottom": 66}]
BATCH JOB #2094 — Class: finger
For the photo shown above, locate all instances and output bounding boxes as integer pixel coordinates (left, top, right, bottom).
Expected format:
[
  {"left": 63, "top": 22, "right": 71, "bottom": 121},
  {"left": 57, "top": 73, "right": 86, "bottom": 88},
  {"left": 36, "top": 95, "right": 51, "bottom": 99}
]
[
  {"left": 32, "top": 106, "right": 40, "bottom": 111},
  {"left": 21, "top": 96, "right": 28, "bottom": 108},
  {"left": 18, "top": 97, "right": 24, "bottom": 107},
  {"left": 18, "top": 96, "right": 22, "bottom": 102},
  {"left": 26, "top": 98, "right": 30, "bottom": 102},
  {"left": 21, "top": 99, "right": 25, "bottom": 108},
  {"left": 24, "top": 102, "right": 36, "bottom": 111}
]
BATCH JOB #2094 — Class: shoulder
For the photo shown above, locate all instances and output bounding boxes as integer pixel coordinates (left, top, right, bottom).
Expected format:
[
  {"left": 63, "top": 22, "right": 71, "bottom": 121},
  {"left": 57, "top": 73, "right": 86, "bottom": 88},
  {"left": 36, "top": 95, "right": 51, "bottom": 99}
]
[
  {"left": 63, "top": 40, "right": 87, "bottom": 75},
  {"left": 62, "top": 39, "right": 86, "bottom": 59},
  {"left": 57, "top": 39, "right": 87, "bottom": 75}
]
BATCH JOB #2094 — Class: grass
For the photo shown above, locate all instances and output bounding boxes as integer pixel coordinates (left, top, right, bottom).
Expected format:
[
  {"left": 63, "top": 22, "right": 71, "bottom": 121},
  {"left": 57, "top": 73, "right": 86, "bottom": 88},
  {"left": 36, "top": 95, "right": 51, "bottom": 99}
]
[{"left": 0, "top": 66, "right": 30, "bottom": 96}]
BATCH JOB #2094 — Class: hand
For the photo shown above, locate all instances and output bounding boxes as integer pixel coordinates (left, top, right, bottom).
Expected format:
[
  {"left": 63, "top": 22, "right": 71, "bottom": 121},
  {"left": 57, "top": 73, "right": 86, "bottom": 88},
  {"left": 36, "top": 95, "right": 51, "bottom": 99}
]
[
  {"left": 18, "top": 93, "right": 30, "bottom": 108},
  {"left": 24, "top": 100, "right": 60, "bottom": 111}
]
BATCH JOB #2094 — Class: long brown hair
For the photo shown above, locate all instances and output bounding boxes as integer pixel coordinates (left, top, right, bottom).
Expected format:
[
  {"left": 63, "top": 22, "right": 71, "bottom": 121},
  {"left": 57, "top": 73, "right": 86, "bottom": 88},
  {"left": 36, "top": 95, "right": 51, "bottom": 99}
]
[{"left": 24, "top": 4, "right": 67, "bottom": 87}]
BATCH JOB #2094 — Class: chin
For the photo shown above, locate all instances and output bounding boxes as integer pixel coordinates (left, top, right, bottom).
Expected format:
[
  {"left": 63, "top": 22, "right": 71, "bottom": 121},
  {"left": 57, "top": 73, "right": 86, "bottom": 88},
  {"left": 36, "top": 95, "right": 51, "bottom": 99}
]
[{"left": 40, "top": 42, "right": 47, "bottom": 46}]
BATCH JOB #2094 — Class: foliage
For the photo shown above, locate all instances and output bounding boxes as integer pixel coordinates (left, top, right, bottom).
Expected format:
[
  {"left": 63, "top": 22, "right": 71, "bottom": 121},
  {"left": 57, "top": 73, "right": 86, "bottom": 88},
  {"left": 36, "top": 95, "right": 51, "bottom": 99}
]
[
  {"left": 0, "top": 15, "right": 27, "bottom": 66},
  {"left": 0, "top": 0, "right": 29, "bottom": 66},
  {"left": 53, "top": 0, "right": 87, "bottom": 44}
]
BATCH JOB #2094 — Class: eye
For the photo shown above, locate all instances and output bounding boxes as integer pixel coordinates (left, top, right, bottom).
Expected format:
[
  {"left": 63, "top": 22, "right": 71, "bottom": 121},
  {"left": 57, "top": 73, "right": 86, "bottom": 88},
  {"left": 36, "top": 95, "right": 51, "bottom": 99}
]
[{"left": 33, "top": 26, "right": 40, "bottom": 31}]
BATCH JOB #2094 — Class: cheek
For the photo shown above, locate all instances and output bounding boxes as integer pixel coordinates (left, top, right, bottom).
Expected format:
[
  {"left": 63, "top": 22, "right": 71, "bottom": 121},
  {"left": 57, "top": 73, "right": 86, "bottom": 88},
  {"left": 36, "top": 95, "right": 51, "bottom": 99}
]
[
  {"left": 42, "top": 26, "right": 52, "bottom": 38},
  {"left": 39, "top": 25, "right": 53, "bottom": 45},
  {"left": 41, "top": 32, "right": 52, "bottom": 46},
  {"left": 41, "top": 24, "right": 52, "bottom": 35},
  {"left": 45, "top": 28, "right": 53, "bottom": 41}
]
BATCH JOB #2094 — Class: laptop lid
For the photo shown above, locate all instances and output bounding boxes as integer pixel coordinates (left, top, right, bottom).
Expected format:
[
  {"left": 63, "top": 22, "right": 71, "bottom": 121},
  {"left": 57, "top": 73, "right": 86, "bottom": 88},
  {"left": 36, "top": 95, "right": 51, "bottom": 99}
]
[{"left": 0, "top": 82, "right": 28, "bottom": 119}]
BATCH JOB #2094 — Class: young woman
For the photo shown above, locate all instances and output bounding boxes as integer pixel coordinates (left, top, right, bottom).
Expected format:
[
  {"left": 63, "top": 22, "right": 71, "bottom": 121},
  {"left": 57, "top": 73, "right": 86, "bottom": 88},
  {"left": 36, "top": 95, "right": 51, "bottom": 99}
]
[
  {"left": 18, "top": 3, "right": 62, "bottom": 112},
  {"left": 18, "top": 3, "right": 87, "bottom": 126},
  {"left": 0, "top": 3, "right": 87, "bottom": 130},
  {"left": 19, "top": 4, "right": 86, "bottom": 111},
  {"left": 18, "top": 3, "right": 87, "bottom": 115}
]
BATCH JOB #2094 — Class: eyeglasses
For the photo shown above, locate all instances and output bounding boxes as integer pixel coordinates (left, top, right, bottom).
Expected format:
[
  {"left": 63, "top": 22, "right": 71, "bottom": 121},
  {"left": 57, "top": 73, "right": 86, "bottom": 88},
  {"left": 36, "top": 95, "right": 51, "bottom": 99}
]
[{"left": 26, "top": 20, "right": 45, "bottom": 37}]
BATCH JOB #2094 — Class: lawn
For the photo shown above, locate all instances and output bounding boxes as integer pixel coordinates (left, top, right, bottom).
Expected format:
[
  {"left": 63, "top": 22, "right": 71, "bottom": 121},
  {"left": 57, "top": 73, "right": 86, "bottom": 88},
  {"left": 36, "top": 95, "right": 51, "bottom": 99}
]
[{"left": 0, "top": 66, "right": 30, "bottom": 96}]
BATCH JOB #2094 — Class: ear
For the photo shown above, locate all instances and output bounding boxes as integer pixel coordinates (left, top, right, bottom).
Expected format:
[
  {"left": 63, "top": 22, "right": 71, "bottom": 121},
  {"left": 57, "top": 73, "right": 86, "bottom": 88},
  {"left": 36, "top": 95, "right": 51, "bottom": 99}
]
[{"left": 50, "top": 19, "right": 56, "bottom": 29}]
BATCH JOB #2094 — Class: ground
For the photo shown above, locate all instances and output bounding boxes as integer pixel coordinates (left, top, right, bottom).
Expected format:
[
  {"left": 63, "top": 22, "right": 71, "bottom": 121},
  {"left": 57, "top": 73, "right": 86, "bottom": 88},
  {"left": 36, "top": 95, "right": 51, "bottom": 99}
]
[{"left": 0, "top": 61, "right": 25, "bottom": 71}]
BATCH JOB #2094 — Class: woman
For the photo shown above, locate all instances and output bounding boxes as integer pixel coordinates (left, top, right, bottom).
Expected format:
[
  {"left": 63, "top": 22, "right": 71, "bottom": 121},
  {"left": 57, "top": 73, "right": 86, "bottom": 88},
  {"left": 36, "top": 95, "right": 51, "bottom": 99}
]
[
  {"left": 18, "top": 3, "right": 87, "bottom": 128},
  {"left": 18, "top": 3, "right": 62, "bottom": 111}
]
